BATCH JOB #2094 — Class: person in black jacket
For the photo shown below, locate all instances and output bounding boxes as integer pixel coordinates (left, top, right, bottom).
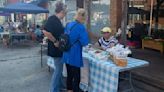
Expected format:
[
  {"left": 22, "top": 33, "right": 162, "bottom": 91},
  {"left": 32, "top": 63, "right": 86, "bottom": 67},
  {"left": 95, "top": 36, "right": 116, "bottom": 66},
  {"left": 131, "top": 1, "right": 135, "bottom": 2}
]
[{"left": 43, "top": 1, "right": 67, "bottom": 92}]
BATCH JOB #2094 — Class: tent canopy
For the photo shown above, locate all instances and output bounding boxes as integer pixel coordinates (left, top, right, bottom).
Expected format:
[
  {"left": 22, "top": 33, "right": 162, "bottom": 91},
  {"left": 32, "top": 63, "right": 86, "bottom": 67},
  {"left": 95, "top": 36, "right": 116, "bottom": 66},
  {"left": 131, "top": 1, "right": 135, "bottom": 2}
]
[
  {"left": 0, "top": 12, "right": 10, "bottom": 16},
  {"left": 0, "top": 2, "right": 49, "bottom": 14}
]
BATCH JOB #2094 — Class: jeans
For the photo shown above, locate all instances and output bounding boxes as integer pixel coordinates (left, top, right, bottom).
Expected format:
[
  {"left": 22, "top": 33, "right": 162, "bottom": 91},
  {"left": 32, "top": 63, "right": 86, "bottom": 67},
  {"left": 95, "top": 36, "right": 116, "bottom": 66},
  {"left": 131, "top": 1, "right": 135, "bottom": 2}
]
[{"left": 49, "top": 57, "right": 64, "bottom": 92}]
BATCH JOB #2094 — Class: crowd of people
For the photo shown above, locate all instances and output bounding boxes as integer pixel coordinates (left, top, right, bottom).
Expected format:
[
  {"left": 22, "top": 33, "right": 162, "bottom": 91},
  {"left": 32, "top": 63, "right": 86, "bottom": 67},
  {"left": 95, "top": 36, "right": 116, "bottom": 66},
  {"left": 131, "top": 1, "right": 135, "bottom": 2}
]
[
  {"left": 0, "top": 19, "right": 44, "bottom": 47},
  {"left": 43, "top": 1, "right": 119, "bottom": 92},
  {"left": 0, "top": 1, "right": 121, "bottom": 91}
]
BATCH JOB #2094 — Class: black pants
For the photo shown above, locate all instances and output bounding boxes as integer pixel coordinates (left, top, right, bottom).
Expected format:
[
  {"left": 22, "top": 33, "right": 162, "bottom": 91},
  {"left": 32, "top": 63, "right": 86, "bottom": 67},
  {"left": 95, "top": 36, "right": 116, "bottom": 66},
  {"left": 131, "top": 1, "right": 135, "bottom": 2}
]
[{"left": 66, "top": 64, "right": 80, "bottom": 92}]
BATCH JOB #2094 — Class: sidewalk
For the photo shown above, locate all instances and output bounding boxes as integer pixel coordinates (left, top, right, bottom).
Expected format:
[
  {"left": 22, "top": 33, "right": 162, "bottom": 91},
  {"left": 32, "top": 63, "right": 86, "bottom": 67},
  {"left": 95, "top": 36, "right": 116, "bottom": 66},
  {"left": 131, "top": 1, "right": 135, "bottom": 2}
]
[
  {"left": 0, "top": 43, "right": 164, "bottom": 92},
  {"left": 131, "top": 48, "right": 164, "bottom": 91},
  {"left": 0, "top": 43, "right": 51, "bottom": 92}
]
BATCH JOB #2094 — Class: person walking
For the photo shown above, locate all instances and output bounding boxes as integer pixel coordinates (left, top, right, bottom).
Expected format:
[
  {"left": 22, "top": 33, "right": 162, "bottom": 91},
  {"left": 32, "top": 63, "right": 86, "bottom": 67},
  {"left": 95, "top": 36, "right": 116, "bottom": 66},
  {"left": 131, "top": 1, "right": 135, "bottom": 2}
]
[{"left": 43, "top": 1, "right": 67, "bottom": 92}]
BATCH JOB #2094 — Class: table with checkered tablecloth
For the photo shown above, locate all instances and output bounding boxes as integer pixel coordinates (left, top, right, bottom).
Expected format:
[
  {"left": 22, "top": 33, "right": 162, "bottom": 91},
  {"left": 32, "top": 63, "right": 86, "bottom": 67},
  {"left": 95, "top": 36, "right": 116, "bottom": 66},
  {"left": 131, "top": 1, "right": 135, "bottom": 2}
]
[
  {"left": 80, "top": 52, "right": 149, "bottom": 92},
  {"left": 0, "top": 32, "right": 9, "bottom": 39}
]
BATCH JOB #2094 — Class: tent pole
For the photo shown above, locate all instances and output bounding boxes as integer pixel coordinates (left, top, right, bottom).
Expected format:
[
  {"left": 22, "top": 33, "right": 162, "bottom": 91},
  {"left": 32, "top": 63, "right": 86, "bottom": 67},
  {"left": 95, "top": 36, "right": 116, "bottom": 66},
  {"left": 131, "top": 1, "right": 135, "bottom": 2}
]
[{"left": 34, "top": 14, "right": 36, "bottom": 25}]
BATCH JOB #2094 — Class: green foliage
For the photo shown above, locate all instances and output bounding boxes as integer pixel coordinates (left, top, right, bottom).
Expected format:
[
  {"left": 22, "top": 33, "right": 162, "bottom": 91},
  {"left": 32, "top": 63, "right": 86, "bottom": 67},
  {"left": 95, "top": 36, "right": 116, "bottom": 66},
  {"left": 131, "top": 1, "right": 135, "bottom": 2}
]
[
  {"left": 143, "top": 36, "right": 153, "bottom": 40},
  {"left": 152, "top": 29, "right": 164, "bottom": 39}
]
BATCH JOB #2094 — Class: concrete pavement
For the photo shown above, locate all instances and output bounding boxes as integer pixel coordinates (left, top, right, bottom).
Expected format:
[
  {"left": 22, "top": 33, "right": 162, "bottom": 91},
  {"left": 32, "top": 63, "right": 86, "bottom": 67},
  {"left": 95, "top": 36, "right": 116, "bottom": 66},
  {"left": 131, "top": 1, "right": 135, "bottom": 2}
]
[
  {"left": 1, "top": 42, "right": 164, "bottom": 92},
  {"left": 0, "top": 43, "right": 51, "bottom": 92}
]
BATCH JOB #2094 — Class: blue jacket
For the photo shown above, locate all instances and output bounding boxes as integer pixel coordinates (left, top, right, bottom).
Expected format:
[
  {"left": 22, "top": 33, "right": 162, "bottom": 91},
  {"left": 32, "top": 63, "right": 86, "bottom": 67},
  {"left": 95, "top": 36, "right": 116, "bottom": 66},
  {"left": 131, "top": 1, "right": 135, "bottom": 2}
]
[{"left": 62, "top": 21, "right": 89, "bottom": 67}]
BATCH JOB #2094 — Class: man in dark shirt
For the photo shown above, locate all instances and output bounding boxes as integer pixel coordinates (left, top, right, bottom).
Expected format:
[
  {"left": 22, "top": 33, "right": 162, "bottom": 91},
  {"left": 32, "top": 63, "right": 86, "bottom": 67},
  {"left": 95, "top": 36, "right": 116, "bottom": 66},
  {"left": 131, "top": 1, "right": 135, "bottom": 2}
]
[
  {"left": 43, "top": 1, "right": 66, "bottom": 92},
  {"left": 44, "top": 14, "right": 64, "bottom": 57}
]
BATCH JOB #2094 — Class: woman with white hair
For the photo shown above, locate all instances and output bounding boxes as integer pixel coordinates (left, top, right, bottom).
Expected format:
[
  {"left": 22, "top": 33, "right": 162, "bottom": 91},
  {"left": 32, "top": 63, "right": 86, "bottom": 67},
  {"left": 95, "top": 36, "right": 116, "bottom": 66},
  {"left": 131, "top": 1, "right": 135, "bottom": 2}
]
[{"left": 62, "top": 8, "right": 89, "bottom": 92}]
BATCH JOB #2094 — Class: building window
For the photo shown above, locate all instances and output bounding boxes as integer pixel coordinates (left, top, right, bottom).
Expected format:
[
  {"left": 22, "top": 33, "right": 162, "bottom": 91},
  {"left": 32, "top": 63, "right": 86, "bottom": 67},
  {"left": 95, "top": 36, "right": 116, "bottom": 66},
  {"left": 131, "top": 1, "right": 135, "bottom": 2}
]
[{"left": 90, "top": 0, "right": 110, "bottom": 36}]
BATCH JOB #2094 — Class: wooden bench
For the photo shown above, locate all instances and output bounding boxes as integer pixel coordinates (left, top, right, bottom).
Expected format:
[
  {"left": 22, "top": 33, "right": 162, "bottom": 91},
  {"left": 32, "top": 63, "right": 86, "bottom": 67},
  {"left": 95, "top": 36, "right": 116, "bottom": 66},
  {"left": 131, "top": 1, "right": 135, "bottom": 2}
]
[{"left": 142, "top": 39, "right": 164, "bottom": 54}]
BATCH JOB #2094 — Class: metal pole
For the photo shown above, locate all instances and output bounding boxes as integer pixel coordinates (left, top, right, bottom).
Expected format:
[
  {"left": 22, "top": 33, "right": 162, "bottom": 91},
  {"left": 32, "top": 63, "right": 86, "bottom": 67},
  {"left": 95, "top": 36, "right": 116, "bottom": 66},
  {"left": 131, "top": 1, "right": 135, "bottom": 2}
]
[
  {"left": 148, "top": 0, "right": 154, "bottom": 36},
  {"left": 41, "top": 44, "right": 43, "bottom": 67},
  {"left": 34, "top": 14, "right": 36, "bottom": 25}
]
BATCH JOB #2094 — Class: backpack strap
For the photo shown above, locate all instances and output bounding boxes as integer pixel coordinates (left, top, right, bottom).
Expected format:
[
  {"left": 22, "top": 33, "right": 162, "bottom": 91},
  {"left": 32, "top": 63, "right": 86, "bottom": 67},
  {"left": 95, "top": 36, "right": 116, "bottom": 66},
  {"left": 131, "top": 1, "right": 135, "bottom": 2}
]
[
  {"left": 65, "top": 22, "right": 79, "bottom": 34},
  {"left": 66, "top": 21, "right": 80, "bottom": 47}
]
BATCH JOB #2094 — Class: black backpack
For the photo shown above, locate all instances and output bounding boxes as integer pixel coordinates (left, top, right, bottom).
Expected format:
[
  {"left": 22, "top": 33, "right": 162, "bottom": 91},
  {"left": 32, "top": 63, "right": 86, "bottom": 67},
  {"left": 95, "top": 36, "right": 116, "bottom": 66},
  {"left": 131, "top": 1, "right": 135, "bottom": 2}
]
[{"left": 58, "top": 23, "right": 79, "bottom": 51}]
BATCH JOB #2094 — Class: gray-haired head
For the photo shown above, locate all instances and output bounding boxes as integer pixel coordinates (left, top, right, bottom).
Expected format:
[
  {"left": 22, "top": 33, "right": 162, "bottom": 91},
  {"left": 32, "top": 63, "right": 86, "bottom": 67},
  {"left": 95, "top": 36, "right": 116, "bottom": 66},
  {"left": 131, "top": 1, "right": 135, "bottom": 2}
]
[{"left": 55, "top": 1, "right": 67, "bottom": 14}]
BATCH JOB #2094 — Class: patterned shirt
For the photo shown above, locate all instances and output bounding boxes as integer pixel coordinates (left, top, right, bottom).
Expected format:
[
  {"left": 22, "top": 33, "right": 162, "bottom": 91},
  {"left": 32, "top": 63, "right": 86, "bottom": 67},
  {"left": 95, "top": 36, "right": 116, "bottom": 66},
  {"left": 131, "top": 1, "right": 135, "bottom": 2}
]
[{"left": 98, "top": 36, "right": 118, "bottom": 49}]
